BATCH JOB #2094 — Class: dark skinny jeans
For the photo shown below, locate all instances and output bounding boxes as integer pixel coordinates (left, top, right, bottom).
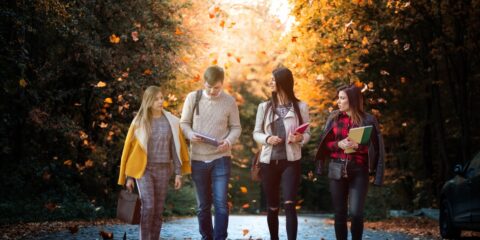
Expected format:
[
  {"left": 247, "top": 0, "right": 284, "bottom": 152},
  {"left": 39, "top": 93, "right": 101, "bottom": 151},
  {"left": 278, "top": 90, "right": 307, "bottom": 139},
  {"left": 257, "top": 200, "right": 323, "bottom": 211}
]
[{"left": 329, "top": 160, "right": 369, "bottom": 240}]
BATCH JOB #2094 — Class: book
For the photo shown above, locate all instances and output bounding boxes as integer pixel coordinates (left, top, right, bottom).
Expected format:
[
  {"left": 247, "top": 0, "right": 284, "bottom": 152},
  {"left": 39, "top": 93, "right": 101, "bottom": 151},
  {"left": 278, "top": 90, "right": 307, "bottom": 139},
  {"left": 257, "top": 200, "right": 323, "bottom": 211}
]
[
  {"left": 288, "top": 122, "right": 310, "bottom": 143},
  {"left": 344, "top": 125, "right": 373, "bottom": 154},
  {"left": 193, "top": 132, "right": 220, "bottom": 147},
  {"left": 294, "top": 122, "right": 310, "bottom": 134}
]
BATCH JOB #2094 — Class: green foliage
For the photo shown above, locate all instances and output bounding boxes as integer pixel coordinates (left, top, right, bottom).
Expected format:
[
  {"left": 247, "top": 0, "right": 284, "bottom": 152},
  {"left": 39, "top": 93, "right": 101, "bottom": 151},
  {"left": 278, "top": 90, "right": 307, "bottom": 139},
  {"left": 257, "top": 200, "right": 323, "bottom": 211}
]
[{"left": 0, "top": 0, "right": 185, "bottom": 223}]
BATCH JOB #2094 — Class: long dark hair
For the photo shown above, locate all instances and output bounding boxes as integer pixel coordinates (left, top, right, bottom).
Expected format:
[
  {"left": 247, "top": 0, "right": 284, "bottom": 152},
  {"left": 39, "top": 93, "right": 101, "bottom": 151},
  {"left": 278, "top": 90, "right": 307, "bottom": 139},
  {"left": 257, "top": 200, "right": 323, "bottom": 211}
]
[
  {"left": 334, "top": 84, "right": 365, "bottom": 126},
  {"left": 267, "top": 67, "right": 303, "bottom": 132}
]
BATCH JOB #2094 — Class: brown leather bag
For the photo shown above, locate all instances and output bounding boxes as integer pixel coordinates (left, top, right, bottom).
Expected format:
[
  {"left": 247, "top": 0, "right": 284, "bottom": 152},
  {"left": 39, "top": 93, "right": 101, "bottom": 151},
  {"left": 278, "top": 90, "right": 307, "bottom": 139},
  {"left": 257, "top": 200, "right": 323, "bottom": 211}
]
[
  {"left": 116, "top": 189, "right": 141, "bottom": 224},
  {"left": 251, "top": 151, "right": 261, "bottom": 181}
]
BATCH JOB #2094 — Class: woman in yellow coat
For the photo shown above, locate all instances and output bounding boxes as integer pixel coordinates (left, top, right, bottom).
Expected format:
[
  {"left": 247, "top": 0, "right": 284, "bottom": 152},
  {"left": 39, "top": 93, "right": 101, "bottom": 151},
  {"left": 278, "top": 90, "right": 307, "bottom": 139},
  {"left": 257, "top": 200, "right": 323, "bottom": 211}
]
[{"left": 118, "top": 86, "right": 190, "bottom": 240}]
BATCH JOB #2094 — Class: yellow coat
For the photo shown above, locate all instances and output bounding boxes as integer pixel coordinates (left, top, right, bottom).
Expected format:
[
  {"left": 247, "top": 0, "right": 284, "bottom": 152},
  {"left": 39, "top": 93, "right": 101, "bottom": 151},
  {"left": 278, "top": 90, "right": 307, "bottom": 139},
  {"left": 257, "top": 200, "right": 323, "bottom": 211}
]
[{"left": 118, "top": 110, "right": 191, "bottom": 185}]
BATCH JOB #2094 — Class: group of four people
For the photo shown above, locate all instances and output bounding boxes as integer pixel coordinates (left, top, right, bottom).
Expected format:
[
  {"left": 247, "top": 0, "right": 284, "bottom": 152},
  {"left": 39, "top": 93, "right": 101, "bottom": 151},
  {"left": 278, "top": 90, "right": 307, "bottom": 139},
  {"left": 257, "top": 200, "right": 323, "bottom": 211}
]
[{"left": 117, "top": 65, "right": 385, "bottom": 240}]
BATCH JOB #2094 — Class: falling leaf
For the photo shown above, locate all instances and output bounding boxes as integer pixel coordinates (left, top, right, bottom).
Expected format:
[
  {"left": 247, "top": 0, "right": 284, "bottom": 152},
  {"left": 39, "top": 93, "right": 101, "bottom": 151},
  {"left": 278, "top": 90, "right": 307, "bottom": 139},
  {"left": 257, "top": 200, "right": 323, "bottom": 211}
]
[
  {"left": 209, "top": 13, "right": 215, "bottom": 18},
  {"left": 212, "top": 59, "right": 218, "bottom": 65},
  {"left": 100, "top": 231, "right": 114, "bottom": 239},
  {"left": 193, "top": 74, "right": 201, "bottom": 82},
  {"left": 235, "top": 57, "right": 241, "bottom": 63},
  {"left": 68, "top": 225, "right": 79, "bottom": 234},
  {"left": 242, "top": 203, "right": 250, "bottom": 209},
  {"left": 121, "top": 72, "right": 129, "bottom": 78},
  {"left": 96, "top": 81, "right": 107, "bottom": 88},
  {"left": 42, "top": 171, "right": 51, "bottom": 181},
  {"left": 368, "top": 82, "right": 374, "bottom": 89},
  {"left": 143, "top": 69, "right": 153, "bottom": 75},
  {"left": 44, "top": 202, "right": 57, "bottom": 212},
  {"left": 64, "top": 160, "right": 73, "bottom": 166},
  {"left": 402, "top": 122, "right": 408, "bottom": 127},
  {"left": 219, "top": 20, "right": 225, "bottom": 28},
  {"left": 181, "top": 56, "right": 190, "bottom": 63},
  {"left": 291, "top": 36, "right": 298, "bottom": 42},
  {"left": 400, "top": 77, "right": 407, "bottom": 83},
  {"left": 380, "top": 70, "right": 390, "bottom": 76},
  {"left": 162, "top": 101, "right": 169, "bottom": 108},
  {"left": 85, "top": 159, "right": 94, "bottom": 168},
  {"left": 214, "top": 6, "right": 220, "bottom": 12},
  {"left": 228, "top": 22, "right": 236, "bottom": 28},
  {"left": 99, "top": 122, "right": 108, "bottom": 128},
  {"left": 403, "top": 43, "right": 410, "bottom": 51},
  {"left": 175, "top": 27, "right": 183, "bottom": 35},
  {"left": 354, "top": 81, "right": 364, "bottom": 88},
  {"left": 19, "top": 78, "right": 28, "bottom": 87},
  {"left": 109, "top": 34, "right": 120, "bottom": 44},
  {"left": 362, "top": 36, "right": 369, "bottom": 46},
  {"left": 134, "top": 22, "right": 141, "bottom": 28},
  {"left": 295, "top": 205, "right": 302, "bottom": 210},
  {"left": 242, "top": 229, "right": 249, "bottom": 236},
  {"left": 227, "top": 52, "right": 233, "bottom": 57},
  {"left": 363, "top": 25, "right": 372, "bottom": 32},
  {"left": 79, "top": 131, "right": 88, "bottom": 139},
  {"left": 240, "top": 186, "right": 248, "bottom": 194},
  {"left": 104, "top": 98, "right": 113, "bottom": 104},
  {"left": 131, "top": 31, "right": 139, "bottom": 42}
]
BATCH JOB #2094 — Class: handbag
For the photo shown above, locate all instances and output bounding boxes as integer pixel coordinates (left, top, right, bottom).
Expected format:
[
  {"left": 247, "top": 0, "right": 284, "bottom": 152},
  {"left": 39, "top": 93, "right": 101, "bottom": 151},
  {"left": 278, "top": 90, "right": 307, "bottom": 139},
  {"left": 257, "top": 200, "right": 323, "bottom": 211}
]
[
  {"left": 250, "top": 151, "right": 261, "bottom": 181},
  {"left": 328, "top": 161, "right": 344, "bottom": 180},
  {"left": 116, "top": 189, "right": 141, "bottom": 224}
]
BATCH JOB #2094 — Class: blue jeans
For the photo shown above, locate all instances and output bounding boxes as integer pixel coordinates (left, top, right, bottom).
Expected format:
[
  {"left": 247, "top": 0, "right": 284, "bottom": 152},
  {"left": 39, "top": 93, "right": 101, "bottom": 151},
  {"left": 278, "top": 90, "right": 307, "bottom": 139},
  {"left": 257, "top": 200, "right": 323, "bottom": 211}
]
[{"left": 191, "top": 156, "right": 231, "bottom": 240}]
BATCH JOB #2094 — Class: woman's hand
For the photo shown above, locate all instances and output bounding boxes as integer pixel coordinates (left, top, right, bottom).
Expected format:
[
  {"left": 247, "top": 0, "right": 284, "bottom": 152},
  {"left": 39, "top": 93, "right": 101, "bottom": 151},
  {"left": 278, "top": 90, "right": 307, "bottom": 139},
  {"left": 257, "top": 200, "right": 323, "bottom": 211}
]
[
  {"left": 125, "top": 178, "right": 135, "bottom": 192},
  {"left": 174, "top": 175, "right": 182, "bottom": 190},
  {"left": 267, "top": 135, "right": 283, "bottom": 145},
  {"left": 288, "top": 132, "right": 303, "bottom": 143},
  {"left": 337, "top": 137, "right": 357, "bottom": 150}
]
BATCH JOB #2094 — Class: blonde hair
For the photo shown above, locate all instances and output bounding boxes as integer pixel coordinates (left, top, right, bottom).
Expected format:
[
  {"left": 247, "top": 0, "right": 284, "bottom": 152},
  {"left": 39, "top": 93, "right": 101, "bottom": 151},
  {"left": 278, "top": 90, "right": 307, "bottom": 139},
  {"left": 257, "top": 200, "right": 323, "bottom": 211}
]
[{"left": 133, "top": 86, "right": 162, "bottom": 137}]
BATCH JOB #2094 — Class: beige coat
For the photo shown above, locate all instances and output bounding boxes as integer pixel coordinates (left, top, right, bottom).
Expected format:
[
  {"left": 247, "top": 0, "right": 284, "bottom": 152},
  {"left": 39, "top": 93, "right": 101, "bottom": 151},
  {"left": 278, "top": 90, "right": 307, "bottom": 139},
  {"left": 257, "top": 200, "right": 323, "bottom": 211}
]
[{"left": 253, "top": 101, "right": 311, "bottom": 163}]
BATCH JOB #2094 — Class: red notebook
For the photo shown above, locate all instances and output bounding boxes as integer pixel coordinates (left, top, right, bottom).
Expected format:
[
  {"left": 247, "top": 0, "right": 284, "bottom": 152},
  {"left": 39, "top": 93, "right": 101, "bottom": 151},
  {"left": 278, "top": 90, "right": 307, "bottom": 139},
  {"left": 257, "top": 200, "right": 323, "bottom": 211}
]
[{"left": 294, "top": 122, "right": 310, "bottom": 134}]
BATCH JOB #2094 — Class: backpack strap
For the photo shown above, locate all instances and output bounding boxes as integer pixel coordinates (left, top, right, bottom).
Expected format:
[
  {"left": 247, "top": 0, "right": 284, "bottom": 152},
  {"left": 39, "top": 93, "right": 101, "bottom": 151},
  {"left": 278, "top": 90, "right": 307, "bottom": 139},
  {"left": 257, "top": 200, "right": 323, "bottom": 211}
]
[
  {"left": 192, "top": 90, "right": 202, "bottom": 122},
  {"left": 193, "top": 89, "right": 202, "bottom": 116}
]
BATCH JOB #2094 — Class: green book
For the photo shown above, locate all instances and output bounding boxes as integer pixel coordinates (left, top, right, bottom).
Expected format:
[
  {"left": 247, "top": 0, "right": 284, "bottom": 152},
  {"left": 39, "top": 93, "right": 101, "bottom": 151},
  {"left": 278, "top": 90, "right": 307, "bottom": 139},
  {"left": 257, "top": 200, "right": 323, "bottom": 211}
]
[{"left": 345, "top": 125, "right": 373, "bottom": 154}]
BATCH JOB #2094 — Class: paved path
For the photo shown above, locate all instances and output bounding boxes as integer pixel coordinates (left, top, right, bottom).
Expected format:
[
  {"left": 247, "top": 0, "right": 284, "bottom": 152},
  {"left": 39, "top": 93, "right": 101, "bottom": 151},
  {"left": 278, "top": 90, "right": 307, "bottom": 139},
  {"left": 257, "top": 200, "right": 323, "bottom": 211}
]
[{"left": 31, "top": 215, "right": 435, "bottom": 240}]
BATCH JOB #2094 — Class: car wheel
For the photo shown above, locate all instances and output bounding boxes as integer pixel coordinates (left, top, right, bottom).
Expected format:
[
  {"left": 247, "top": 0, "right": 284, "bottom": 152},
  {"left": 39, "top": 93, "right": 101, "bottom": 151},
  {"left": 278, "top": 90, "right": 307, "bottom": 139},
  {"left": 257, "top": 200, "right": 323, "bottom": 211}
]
[{"left": 440, "top": 198, "right": 461, "bottom": 239}]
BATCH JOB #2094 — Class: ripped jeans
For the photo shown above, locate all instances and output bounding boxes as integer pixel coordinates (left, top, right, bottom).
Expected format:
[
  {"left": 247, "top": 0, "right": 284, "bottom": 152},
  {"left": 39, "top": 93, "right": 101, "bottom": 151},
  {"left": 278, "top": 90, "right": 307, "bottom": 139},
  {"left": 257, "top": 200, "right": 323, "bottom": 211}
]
[{"left": 260, "top": 159, "right": 301, "bottom": 240}]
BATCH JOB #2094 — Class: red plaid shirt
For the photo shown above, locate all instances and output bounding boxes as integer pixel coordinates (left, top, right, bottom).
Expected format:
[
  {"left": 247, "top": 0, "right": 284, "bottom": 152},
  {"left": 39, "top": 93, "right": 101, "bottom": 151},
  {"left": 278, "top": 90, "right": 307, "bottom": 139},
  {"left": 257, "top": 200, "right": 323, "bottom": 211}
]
[{"left": 325, "top": 112, "right": 369, "bottom": 165}]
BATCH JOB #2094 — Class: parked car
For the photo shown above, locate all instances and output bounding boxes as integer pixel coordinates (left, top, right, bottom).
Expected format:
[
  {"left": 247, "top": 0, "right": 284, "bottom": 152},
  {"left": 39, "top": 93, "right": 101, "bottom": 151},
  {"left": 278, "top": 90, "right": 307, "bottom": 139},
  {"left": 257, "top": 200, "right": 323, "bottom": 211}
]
[{"left": 440, "top": 151, "right": 480, "bottom": 238}]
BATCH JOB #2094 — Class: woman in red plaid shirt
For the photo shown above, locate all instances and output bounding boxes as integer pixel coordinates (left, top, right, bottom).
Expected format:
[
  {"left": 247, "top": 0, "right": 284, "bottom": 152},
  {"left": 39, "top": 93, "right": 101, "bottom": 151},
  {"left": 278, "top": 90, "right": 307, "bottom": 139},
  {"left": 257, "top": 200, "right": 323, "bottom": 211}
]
[{"left": 314, "top": 84, "right": 385, "bottom": 240}]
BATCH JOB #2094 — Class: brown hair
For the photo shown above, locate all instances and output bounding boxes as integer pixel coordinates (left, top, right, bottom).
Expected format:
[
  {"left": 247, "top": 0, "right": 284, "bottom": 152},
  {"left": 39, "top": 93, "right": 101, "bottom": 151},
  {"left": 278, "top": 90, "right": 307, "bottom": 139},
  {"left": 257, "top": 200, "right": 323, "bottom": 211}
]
[
  {"left": 335, "top": 84, "right": 365, "bottom": 126},
  {"left": 267, "top": 67, "right": 303, "bottom": 132},
  {"left": 203, "top": 65, "right": 224, "bottom": 85}
]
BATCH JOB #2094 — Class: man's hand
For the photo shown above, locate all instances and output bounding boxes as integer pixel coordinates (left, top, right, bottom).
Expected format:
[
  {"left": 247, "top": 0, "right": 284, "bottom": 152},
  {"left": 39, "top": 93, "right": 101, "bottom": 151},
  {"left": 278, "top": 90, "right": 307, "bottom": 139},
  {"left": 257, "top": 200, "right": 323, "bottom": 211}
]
[
  {"left": 125, "top": 178, "right": 135, "bottom": 192},
  {"left": 174, "top": 175, "right": 182, "bottom": 190},
  {"left": 216, "top": 140, "right": 230, "bottom": 152},
  {"left": 190, "top": 134, "right": 203, "bottom": 143}
]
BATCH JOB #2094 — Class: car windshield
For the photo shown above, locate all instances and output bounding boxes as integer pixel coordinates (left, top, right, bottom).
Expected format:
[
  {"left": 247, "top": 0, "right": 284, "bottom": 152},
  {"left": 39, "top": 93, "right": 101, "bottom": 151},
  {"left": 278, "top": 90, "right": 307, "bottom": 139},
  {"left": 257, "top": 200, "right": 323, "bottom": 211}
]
[{"left": 465, "top": 152, "right": 480, "bottom": 178}]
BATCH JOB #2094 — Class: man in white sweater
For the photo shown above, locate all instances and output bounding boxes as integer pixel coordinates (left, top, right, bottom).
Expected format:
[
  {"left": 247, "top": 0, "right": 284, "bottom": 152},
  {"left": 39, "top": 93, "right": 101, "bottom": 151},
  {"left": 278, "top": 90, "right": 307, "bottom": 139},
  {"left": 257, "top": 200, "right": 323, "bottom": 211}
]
[{"left": 180, "top": 66, "right": 241, "bottom": 240}]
